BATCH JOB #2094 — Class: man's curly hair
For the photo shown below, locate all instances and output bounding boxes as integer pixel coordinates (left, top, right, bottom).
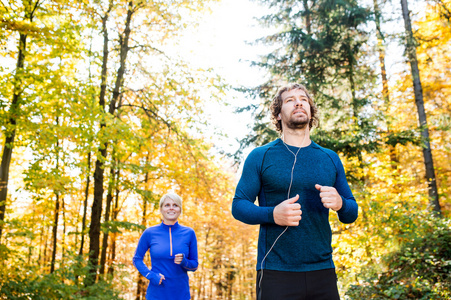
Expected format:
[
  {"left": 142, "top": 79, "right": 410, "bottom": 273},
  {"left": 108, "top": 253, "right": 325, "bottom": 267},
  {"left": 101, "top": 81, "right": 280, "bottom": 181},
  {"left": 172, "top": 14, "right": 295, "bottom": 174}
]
[{"left": 270, "top": 83, "right": 319, "bottom": 133}]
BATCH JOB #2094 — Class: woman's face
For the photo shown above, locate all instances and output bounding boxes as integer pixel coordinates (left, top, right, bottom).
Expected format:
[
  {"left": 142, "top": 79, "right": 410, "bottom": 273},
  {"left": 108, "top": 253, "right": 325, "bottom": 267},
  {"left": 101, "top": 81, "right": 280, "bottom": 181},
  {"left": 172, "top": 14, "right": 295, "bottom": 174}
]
[{"left": 160, "top": 197, "right": 181, "bottom": 224}]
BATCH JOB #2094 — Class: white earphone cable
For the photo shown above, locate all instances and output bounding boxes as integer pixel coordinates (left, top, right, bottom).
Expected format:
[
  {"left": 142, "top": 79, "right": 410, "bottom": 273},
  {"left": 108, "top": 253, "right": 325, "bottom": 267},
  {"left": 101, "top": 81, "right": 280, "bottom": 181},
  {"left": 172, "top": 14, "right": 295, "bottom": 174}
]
[{"left": 258, "top": 133, "right": 306, "bottom": 291}]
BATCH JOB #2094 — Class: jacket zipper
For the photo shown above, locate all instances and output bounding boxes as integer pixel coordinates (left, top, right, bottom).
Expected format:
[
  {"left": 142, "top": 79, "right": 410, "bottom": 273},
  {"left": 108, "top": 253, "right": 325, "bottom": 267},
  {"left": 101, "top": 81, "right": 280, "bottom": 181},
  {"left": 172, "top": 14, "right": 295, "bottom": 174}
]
[{"left": 169, "top": 227, "right": 173, "bottom": 256}]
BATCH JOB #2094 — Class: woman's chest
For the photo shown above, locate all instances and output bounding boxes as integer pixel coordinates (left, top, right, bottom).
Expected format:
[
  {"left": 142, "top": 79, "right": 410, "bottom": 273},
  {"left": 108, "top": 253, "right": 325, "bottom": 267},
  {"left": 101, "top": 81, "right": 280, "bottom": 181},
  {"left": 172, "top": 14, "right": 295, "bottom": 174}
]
[{"left": 149, "top": 230, "right": 190, "bottom": 258}]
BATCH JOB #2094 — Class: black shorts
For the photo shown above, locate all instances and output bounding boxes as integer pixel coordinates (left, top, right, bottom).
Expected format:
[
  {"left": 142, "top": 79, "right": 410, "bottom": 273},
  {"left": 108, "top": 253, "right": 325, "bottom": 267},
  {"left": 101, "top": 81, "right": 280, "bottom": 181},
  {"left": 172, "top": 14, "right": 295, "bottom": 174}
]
[{"left": 256, "top": 268, "right": 340, "bottom": 300}]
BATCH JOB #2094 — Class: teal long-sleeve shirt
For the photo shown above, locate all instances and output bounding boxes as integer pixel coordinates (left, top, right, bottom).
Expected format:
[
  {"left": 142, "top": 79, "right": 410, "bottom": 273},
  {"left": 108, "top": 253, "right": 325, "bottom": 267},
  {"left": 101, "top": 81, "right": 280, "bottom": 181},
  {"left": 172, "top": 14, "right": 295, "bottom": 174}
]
[
  {"left": 133, "top": 222, "right": 198, "bottom": 300},
  {"left": 232, "top": 139, "right": 358, "bottom": 272}
]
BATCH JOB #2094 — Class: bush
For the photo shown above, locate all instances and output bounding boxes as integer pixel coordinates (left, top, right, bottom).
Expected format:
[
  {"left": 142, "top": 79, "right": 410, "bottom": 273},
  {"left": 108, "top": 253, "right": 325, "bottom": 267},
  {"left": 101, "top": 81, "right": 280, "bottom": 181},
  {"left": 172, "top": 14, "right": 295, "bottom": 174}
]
[
  {"left": 346, "top": 217, "right": 451, "bottom": 299},
  {"left": 0, "top": 256, "right": 122, "bottom": 300}
]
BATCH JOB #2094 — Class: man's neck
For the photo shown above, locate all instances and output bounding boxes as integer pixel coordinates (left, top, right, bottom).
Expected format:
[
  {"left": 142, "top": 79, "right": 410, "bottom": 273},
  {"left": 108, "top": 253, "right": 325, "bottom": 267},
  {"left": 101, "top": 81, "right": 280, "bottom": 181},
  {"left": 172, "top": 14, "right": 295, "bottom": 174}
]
[{"left": 282, "top": 128, "right": 311, "bottom": 147}]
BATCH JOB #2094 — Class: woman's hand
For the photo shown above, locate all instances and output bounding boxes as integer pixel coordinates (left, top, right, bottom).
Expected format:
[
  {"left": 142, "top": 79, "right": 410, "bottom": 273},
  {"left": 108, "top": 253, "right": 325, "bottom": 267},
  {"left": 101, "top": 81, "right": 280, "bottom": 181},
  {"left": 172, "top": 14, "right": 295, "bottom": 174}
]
[
  {"left": 174, "top": 253, "right": 183, "bottom": 264},
  {"left": 158, "top": 273, "right": 165, "bottom": 285}
]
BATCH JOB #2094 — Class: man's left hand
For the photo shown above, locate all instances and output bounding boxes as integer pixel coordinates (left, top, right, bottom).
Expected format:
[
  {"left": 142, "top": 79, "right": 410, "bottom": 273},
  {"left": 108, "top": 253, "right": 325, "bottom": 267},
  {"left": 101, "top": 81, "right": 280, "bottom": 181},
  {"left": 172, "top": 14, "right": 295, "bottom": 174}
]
[{"left": 315, "top": 184, "right": 342, "bottom": 211}]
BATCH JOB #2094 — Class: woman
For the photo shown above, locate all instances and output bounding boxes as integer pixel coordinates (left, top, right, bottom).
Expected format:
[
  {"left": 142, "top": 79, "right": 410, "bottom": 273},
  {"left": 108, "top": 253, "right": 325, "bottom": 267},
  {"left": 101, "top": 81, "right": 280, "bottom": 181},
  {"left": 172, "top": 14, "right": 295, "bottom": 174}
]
[{"left": 133, "top": 193, "right": 198, "bottom": 300}]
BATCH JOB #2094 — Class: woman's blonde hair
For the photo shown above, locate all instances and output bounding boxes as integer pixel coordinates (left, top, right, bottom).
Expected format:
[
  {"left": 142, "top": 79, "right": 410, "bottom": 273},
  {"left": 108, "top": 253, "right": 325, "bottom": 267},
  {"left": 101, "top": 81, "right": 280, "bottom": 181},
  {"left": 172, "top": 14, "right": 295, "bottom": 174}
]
[{"left": 159, "top": 193, "right": 183, "bottom": 211}]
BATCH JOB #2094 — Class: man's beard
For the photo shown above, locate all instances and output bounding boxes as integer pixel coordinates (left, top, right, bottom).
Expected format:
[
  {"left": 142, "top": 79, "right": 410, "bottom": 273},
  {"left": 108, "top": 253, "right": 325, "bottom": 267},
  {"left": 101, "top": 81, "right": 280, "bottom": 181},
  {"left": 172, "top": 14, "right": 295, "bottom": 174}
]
[{"left": 286, "top": 116, "right": 309, "bottom": 130}]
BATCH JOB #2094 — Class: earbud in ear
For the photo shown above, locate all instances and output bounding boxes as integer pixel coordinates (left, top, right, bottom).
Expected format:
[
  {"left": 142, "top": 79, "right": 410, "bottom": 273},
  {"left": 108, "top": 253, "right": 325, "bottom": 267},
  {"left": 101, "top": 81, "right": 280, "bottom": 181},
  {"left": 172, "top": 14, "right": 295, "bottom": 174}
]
[{"left": 277, "top": 114, "right": 281, "bottom": 120}]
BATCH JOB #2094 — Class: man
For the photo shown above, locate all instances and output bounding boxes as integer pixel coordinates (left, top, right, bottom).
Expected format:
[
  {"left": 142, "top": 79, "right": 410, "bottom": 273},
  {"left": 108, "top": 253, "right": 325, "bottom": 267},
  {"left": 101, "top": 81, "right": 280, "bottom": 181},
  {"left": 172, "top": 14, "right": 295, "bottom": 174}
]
[{"left": 232, "top": 83, "right": 358, "bottom": 300}]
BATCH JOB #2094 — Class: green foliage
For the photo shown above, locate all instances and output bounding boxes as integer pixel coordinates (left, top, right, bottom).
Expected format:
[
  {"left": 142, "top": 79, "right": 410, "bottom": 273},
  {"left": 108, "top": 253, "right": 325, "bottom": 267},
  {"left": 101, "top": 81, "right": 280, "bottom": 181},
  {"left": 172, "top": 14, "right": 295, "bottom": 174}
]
[
  {"left": 312, "top": 126, "right": 381, "bottom": 159},
  {"left": 0, "top": 255, "right": 122, "bottom": 300},
  {"left": 101, "top": 220, "right": 145, "bottom": 234},
  {"left": 311, "top": 127, "right": 422, "bottom": 161},
  {"left": 346, "top": 217, "right": 451, "bottom": 299},
  {"left": 256, "top": 0, "right": 372, "bottom": 97},
  {"left": 238, "top": 0, "right": 384, "bottom": 160}
]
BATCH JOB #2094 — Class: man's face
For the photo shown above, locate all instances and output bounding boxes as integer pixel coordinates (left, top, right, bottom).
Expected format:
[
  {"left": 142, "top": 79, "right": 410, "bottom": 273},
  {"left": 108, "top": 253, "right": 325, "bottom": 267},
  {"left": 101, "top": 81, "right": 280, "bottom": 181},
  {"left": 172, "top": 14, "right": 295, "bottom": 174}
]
[{"left": 278, "top": 88, "right": 311, "bottom": 131}]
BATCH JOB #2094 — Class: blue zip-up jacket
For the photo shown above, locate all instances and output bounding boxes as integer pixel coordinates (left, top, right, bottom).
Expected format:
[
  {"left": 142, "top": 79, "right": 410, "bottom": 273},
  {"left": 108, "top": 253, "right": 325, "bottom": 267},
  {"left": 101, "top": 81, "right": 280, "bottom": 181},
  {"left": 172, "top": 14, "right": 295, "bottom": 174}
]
[
  {"left": 232, "top": 139, "right": 358, "bottom": 272},
  {"left": 133, "top": 222, "right": 198, "bottom": 300}
]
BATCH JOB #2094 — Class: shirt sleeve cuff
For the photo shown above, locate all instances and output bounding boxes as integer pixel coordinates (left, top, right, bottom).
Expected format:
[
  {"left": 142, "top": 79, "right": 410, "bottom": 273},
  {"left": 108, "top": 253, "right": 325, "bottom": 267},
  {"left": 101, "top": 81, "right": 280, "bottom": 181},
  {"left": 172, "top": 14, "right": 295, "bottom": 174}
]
[
  {"left": 267, "top": 207, "right": 275, "bottom": 223},
  {"left": 337, "top": 196, "right": 347, "bottom": 213}
]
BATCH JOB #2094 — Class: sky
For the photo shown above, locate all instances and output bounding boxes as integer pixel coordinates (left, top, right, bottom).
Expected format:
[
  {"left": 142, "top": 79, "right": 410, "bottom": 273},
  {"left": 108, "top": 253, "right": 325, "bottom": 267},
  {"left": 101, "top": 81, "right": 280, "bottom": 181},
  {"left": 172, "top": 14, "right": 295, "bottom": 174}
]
[
  {"left": 182, "top": 0, "right": 425, "bottom": 160},
  {"left": 175, "top": 0, "right": 272, "bottom": 156},
  {"left": 175, "top": 0, "right": 412, "bottom": 157},
  {"left": 180, "top": 0, "right": 269, "bottom": 85}
]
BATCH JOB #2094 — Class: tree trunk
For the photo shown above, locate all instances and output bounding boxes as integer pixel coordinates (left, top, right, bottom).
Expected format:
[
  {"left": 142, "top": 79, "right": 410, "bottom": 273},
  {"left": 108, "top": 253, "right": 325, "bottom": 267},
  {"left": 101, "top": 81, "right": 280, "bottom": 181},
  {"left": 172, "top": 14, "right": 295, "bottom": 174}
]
[
  {"left": 373, "top": 0, "right": 390, "bottom": 105},
  {"left": 86, "top": 1, "right": 113, "bottom": 286},
  {"left": 38, "top": 224, "right": 44, "bottom": 263},
  {"left": 62, "top": 196, "right": 66, "bottom": 266},
  {"left": 43, "top": 224, "right": 49, "bottom": 270},
  {"left": 79, "top": 152, "right": 91, "bottom": 257},
  {"left": 136, "top": 275, "right": 144, "bottom": 300},
  {"left": 302, "top": 0, "right": 312, "bottom": 34},
  {"left": 373, "top": 0, "right": 399, "bottom": 170},
  {"left": 0, "top": 0, "right": 41, "bottom": 242},
  {"left": 99, "top": 160, "right": 116, "bottom": 277},
  {"left": 107, "top": 168, "right": 120, "bottom": 276},
  {"left": 109, "top": 1, "right": 133, "bottom": 115},
  {"left": 136, "top": 169, "right": 149, "bottom": 300},
  {"left": 50, "top": 193, "right": 60, "bottom": 273},
  {"left": 99, "top": 188, "right": 112, "bottom": 277},
  {"left": 50, "top": 129, "right": 62, "bottom": 274},
  {"left": 0, "top": 32, "right": 27, "bottom": 241},
  {"left": 88, "top": 149, "right": 107, "bottom": 284},
  {"left": 89, "top": 0, "right": 133, "bottom": 279},
  {"left": 108, "top": 234, "right": 117, "bottom": 276},
  {"left": 400, "top": 0, "right": 441, "bottom": 216}
]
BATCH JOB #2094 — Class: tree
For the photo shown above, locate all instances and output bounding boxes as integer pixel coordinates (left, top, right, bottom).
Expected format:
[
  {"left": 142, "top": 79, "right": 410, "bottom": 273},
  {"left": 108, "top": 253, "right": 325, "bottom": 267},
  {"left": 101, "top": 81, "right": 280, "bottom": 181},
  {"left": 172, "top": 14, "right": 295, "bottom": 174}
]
[
  {"left": 400, "top": 0, "right": 441, "bottom": 215},
  {"left": 346, "top": 217, "right": 451, "bottom": 299},
  {"left": 373, "top": 0, "right": 390, "bottom": 106},
  {"left": 0, "top": 0, "right": 253, "bottom": 298},
  {"left": 239, "top": 0, "right": 378, "bottom": 162},
  {"left": 86, "top": 0, "right": 125, "bottom": 285},
  {"left": 0, "top": 0, "right": 42, "bottom": 241},
  {"left": 84, "top": 0, "right": 222, "bottom": 285}
]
